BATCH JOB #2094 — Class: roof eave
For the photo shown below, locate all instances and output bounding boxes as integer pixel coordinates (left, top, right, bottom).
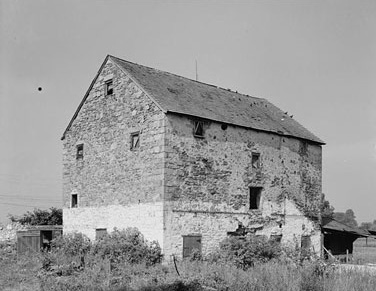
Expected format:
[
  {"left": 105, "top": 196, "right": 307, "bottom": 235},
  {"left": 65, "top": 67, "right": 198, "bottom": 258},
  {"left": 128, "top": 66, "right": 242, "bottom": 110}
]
[{"left": 165, "top": 110, "right": 325, "bottom": 145}]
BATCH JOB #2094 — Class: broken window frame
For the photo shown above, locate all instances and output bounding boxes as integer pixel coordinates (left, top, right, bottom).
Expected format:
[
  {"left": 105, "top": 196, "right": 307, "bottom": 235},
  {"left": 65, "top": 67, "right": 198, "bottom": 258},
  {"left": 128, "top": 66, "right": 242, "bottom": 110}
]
[
  {"left": 193, "top": 120, "right": 204, "bottom": 138},
  {"left": 105, "top": 79, "right": 114, "bottom": 96},
  {"left": 249, "top": 187, "right": 262, "bottom": 210},
  {"left": 76, "top": 144, "right": 84, "bottom": 160},
  {"left": 71, "top": 194, "right": 78, "bottom": 208},
  {"left": 251, "top": 152, "right": 260, "bottom": 169},
  {"left": 130, "top": 132, "right": 140, "bottom": 150}
]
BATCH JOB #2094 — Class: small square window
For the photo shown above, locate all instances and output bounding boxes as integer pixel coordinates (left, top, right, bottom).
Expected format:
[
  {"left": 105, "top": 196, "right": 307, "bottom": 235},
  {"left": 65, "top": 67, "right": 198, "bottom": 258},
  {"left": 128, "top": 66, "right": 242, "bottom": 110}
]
[
  {"left": 249, "top": 187, "right": 262, "bottom": 209},
  {"left": 130, "top": 132, "right": 140, "bottom": 150},
  {"left": 193, "top": 121, "right": 204, "bottom": 138},
  {"left": 105, "top": 80, "right": 113, "bottom": 95},
  {"left": 71, "top": 194, "right": 78, "bottom": 208},
  {"left": 251, "top": 153, "right": 260, "bottom": 169},
  {"left": 76, "top": 144, "right": 84, "bottom": 160},
  {"left": 96, "top": 228, "right": 107, "bottom": 240}
]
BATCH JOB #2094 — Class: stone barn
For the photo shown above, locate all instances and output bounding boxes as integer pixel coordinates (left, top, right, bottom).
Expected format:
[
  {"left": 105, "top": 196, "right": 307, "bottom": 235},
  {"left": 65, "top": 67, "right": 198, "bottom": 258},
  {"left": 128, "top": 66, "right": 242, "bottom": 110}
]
[{"left": 61, "top": 55, "right": 324, "bottom": 259}]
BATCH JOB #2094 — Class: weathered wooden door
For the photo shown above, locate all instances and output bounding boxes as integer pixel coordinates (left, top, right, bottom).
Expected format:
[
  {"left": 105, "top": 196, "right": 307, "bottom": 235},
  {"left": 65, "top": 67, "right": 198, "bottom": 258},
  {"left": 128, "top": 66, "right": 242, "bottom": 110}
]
[
  {"left": 17, "top": 234, "right": 40, "bottom": 254},
  {"left": 182, "top": 235, "right": 202, "bottom": 258}
]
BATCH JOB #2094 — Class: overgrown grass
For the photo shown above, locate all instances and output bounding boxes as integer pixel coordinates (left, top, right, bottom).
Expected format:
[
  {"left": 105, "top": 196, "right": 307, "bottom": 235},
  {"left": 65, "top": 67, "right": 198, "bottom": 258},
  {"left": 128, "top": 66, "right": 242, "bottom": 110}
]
[
  {"left": 353, "top": 237, "right": 376, "bottom": 264},
  {"left": 0, "top": 243, "right": 41, "bottom": 291},
  {"left": 2, "top": 233, "right": 376, "bottom": 290}
]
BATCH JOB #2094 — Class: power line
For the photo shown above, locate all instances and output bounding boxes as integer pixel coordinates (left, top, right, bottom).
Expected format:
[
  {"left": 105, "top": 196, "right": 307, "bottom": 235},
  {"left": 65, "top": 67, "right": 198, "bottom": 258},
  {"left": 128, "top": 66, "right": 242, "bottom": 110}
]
[
  {"left": 0, "top": 201, "right": 62, "bottom": 208},
  {"left": 0, "top": 196, "right": 63, "bottom": 203},
  {"left": 0, "top": 194, "right": 62, "bottom": 201}
]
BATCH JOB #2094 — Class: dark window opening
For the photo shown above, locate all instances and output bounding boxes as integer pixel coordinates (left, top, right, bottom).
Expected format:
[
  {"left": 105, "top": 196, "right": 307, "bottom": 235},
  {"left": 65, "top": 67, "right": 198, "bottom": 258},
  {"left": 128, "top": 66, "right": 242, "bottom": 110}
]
[
  {"left": 130, "top": 132, "right": 140, "bottom": 150},
  {"left": 299, "top": 141, "right": 308, "bottom": 155},
  {"left": 193, "top": 121, "right": 204, "bottom": 138},
  {"left": 71, "top": 194, "right": 78, "bottom": 208},
  {"left": 105, "top": 80, "right": 113, "bottom": 95},
  {"left": 251, "top": 153, "right": 260, "bottom": 169},
  {"left": 249, "top": 187, "right": 262, "bottom": 209},
  {"left": 182, "top": 235, "right": 202, "bottom": 258},
  {"left": 41, "top": 231, "right": 53, "bottom": 250},
  {"left": 76, "top": 144, "right": 84, "bottom": 160},
  {"left": 96, "top": 228, "right": 107, "bottom": 240},
  {"left": 221, "top": 123, "right": 228, "bottom": 130}
]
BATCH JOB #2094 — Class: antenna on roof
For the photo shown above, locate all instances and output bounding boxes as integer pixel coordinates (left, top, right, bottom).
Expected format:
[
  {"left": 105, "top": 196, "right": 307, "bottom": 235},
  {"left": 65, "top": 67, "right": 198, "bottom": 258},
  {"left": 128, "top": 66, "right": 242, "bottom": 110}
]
[{"left": 195, "top": 60, "right": 198, "bottom": 81}]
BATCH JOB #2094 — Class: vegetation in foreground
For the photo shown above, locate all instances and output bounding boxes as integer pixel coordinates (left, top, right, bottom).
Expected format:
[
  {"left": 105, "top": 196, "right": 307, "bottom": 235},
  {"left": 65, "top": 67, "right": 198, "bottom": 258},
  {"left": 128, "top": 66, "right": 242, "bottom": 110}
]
[{"left": 1, "top": 228, "right": 376, "bottom": 291}]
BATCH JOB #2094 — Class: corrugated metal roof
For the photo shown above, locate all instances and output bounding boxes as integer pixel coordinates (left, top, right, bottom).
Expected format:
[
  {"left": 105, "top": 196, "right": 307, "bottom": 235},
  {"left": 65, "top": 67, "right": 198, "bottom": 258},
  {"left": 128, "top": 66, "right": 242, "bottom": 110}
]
[{"left": 111, "top": 55, "right": 324, "bottom": 144}]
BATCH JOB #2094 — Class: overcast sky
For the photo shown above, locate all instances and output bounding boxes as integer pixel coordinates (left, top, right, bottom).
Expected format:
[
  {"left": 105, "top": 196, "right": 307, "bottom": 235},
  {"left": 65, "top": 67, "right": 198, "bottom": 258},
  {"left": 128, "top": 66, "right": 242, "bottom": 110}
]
[{"left": 0, "top": 0, "right": 375, "bottom": 225}]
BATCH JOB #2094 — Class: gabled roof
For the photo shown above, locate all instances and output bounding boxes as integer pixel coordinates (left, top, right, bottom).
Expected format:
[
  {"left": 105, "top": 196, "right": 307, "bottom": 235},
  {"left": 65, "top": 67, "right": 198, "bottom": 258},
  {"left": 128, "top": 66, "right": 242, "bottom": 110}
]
[
  {"left": 322, "top": 217, "right": 370, "bottom": 237},
  {"left": 62, "top": 55, "right": 324, "bottom": 144}
]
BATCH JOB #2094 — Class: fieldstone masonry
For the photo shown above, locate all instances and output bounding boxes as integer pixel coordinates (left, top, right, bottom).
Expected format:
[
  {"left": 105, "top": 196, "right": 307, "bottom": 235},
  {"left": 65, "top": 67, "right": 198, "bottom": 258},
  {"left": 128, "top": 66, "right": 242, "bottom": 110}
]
[
  {"left": 163, "top": 114, "right": 322, "bottom": 257},
  {"left": 62, "top": 56, "right": 323, "bottom": 260},
  {"left": 63, "top": 59, "right": 165, "bottom": 243}
]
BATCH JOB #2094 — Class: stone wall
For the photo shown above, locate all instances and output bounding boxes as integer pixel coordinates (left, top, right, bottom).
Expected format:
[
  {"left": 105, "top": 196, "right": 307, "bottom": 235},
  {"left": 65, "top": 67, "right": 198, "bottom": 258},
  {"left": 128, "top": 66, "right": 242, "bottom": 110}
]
[
  {"left": 63, "top": 202, "right": 163, "bottom": 243},
  {"left": 62, "top": 58, "right": 323, "bottom": 258},
  {"left": 62, "top": 59, "right": 165, "bottom": 243},
  {"left": 0, "top": 222, "right": 27, "bottom": 243},
  {"left": 163, "top": 113, "right": 322, "bottom": 258}
]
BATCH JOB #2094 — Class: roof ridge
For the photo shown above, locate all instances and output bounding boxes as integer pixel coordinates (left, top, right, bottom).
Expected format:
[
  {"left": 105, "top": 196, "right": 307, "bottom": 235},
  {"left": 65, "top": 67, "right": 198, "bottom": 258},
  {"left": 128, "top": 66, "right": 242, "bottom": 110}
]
[{"left": 109, "top": 55, "right": 264, "bottom": 101}]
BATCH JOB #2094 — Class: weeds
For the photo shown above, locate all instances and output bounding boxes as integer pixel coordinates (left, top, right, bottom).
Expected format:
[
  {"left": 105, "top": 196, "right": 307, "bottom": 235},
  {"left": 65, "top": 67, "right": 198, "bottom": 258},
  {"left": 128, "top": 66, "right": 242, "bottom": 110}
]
[{"left": 2, "top": 231, "right": 376, "bottom": 290}]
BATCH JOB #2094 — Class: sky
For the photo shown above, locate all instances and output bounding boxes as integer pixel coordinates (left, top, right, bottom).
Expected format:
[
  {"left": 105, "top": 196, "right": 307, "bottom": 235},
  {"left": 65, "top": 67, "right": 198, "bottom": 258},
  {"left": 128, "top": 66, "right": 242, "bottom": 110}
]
[{"left": 0, "top": 0, "right": 375, "bottom": 225}]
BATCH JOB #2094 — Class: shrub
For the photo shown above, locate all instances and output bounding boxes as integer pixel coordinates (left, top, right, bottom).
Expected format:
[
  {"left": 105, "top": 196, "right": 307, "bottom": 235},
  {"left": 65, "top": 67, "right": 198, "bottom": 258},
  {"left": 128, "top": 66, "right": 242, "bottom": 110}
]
[
  {"left": 9, "top": 207, "right": 62, "bottom": 225},
  {"left": 219, "top": 235, "right": 281, "bottom": 269},
  {"left": 91, "top": 227, "right": 162, "bottom": 267},
  {"left": 50, "top": 232, "right": 91, "bottom": 256}
]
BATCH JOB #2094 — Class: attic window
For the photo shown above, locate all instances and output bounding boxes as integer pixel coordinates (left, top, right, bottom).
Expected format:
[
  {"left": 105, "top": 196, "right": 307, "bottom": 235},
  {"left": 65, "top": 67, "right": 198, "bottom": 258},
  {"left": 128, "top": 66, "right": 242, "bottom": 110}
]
[
  {"left": 251, "top": 153, "right": 260, "bottom": 169},
  {"left": 105, "top": 80, "right": 113, "bottom": 95},
  {"left": 193, "top": 121, "right": 204, "bottom": 138},
  {"left": 130, "top": 132, "right": 140, "bottom": 150},
  {"left": 76, "top": 144, "right": 84, "bottom": 160},
  {"left": 249, "top": 187, "right": 262, "bottom": 209}
]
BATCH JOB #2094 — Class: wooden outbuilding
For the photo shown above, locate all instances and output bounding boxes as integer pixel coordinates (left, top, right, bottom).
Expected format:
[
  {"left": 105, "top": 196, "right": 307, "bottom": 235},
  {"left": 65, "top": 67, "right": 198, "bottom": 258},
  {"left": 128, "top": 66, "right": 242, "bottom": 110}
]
[
  {"left": 16, "top": 225, "right": 62, "bottom": 255},
  {"left": 322, "top": 218, "right": 369, "bottom": 262}
]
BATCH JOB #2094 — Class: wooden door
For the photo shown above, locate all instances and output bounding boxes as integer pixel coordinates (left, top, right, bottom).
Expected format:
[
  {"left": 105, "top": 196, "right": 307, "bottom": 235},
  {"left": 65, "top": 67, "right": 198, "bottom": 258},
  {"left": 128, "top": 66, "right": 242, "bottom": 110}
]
[
  {"left": 183, "top": 235, "right": 202, "bottom": 258},
  {"left": 17, "top": 235, "right": 40, "bottom": 254}
]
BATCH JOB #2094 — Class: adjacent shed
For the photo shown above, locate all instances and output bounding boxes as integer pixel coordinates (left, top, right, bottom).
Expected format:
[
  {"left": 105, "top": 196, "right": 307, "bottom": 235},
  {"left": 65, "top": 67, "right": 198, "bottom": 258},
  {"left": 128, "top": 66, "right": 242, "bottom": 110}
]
[
  {"left": 17, "top": 225, "right": 62, "bottom": 255},
  {"left": 322, "top": 218, "right": 369, "bottom": 261}
]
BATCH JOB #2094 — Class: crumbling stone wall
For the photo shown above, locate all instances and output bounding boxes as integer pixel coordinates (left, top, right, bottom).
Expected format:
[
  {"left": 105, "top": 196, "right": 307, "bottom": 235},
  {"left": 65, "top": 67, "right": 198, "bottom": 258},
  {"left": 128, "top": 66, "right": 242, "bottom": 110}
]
[
  {"left": 63, "top": 59, "right": 165, "bottom": 243},
  {"left": 163, "top": 113, "right": 322, "bottom": 258},
  {"left": 62, "top": 58, "right": 323, "bottom": 258},
  {"left": 0, "top": 222, "right": 27, "bottom": 243}
]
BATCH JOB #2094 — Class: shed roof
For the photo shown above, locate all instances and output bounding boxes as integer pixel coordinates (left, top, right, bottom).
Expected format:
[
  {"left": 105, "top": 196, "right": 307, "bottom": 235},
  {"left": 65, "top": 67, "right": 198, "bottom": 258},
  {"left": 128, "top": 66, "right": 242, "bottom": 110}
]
[
  {"left": 322, "top": 217, "right": 369, "bottom": 237},
  {"left": 62, "top": 55, "right": 324, "bottom": 144}
]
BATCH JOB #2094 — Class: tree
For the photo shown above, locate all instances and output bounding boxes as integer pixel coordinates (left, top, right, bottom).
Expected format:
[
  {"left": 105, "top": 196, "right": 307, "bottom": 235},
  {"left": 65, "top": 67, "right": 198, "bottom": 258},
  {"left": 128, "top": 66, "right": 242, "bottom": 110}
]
[
  {"left": 8, "top": 207, "right": 62, "bottom": 225},
  {"left": 333, "top": 209, "right": 358, "bottom": 228},
  {"left": 321, "top": 193, "right": 335, "bottom": 218},
  {"left": 359, "top": 220, "right": 376, "bottom": 231}
]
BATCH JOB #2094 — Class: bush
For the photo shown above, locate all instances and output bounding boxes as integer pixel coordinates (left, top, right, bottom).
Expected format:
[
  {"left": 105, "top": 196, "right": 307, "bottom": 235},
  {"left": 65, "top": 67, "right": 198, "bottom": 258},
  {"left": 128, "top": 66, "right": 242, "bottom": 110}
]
[
  {"left": 218, "top": 235, "right": 281, "bottom": 269},
  {"left": 50, "top": 232, "right": 91, "bottom": 256},
  {"left": 9, "top": 207, "right": 62, "bottom": 225},
  {"left": 91, "top": 228, "right": 162, "bottom": 267}
]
